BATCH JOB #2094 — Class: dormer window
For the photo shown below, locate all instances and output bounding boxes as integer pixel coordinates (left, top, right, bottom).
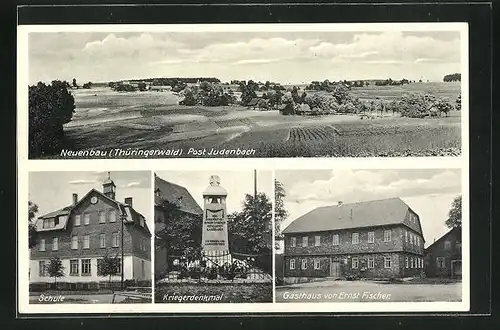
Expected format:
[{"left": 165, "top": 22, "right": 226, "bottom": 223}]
[
  {"left": 140, "top": 217, "right": 145, "bottom": 227},
  {"left": 154, "top": 188, "right": 161, "bottom": 197},
  {"left": 43, "top": 218, "right": 55, "bottom": 229}
]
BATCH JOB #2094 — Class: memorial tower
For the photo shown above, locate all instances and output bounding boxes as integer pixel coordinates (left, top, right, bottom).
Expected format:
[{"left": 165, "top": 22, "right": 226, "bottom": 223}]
[{"left": 201, "top": 175, "right": 230, "bottom": 265}]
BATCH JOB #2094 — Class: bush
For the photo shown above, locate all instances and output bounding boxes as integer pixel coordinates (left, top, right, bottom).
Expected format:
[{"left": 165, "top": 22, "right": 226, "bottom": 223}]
[{"left": 29, "top": 80, "right": 75, "bottom": 158}]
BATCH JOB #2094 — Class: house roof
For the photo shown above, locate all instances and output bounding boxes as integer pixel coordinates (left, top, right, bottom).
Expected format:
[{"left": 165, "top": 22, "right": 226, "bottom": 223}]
[
  {"left": 154, "top": 175, "right": 203, "bottom": 215},
  {"left": 282, "top": 197, "right": 413, "bottom": 234},
  {"left": 36, "top": 188, "right": 150, "bottom": 236},
  {"left": 247, "top": 98, "right": 261, "bottom": 106},
  {"left": 425, "top": 226, "right": 461, "bottom": 251}
]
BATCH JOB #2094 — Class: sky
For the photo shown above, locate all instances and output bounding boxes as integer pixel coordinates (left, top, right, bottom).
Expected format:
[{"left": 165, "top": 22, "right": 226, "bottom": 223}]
[
  {"left": 29, "top": 171, "right": 152, "bottom": 228},
  {"left": 275, "top": 169, "right": 462, "bottom": 248},
  {"left": 28, "top": 30, "right": 461, "bottom": 84},
  {"left": 154, "top": 170, "right": 272, "bottom": 215}
]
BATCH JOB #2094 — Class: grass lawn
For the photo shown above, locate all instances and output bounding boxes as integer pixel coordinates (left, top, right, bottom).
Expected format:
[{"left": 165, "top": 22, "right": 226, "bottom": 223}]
[{"left": 155, "top": 283, "right": 273, "bottom": 303}]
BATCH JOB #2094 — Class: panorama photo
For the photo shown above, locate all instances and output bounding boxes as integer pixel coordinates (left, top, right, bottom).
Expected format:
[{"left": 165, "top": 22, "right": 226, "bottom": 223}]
[{"left": 26, "top": 25, "right": 464, "bottom": 159}]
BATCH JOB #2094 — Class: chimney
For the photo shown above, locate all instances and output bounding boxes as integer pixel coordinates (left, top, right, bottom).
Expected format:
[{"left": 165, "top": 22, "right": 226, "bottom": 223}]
[
  {"left": 337, "top": 201, "right": 343, "bottom": 207},
  {"left": 124, "top": 197, "right": 133, "bottom": 208},
  {"left": 72, "top": 193, "right": 78, "bottom": 205}
]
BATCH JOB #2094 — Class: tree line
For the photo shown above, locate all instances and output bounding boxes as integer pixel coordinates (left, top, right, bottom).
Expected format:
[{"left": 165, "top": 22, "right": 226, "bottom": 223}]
[{"left": 443, "top": 73, "right": 461, "bottom": 82}]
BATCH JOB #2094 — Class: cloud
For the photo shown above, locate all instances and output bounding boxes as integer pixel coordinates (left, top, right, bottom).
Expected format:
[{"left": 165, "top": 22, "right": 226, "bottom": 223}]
[
  {"left": 234, "top": 58, "right": 281, "bottom": 65},
  {"left": 68, "top": 179, "right": 97, "bottom": 185},
  {"left": 123, "top": 181, "right": 141, "bottom": 188},
  {"left": 309, "top": 31, "right": 460, "bottom": 63},
  {"left": 287, "top": 170, "right": 460, "bottom": 204}
]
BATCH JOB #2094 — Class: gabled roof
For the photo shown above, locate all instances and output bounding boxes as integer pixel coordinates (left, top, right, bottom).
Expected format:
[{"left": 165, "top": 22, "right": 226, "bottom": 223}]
[
  {"left": 154, "top": 175, "right": 203, "bottom": 215},
  {"left": 425, "top": 226, "right": 461, "bottom": 251},
  {"left": 283, "top": 197, "right": 412, "bottom": 234},
  {"left": 247, "top": 98, "right": 261, "bottom": 106},
  {"left": 35, "top": 188, "right": 150, "bottom": 236}
]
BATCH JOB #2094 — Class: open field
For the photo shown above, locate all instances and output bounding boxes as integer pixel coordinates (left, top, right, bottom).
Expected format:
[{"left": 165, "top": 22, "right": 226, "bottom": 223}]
[
  {"left": 275, "top": 279, "right": 462, "bottom": 303},
  {"left": 54, "top": 83, "right": 461, "bottom": 158}
]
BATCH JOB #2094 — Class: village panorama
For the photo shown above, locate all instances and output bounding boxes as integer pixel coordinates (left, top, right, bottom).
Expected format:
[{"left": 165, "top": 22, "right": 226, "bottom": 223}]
[{"left": 27, "top": 30, "right": 463, "bottom": 159}]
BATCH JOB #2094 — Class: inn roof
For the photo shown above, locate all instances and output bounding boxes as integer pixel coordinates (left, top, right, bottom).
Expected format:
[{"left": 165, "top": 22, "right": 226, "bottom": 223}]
[
  {"left": 425, "top": 226, "right": 461, "bottom": 252},
  {"left": 283, "top": 197, "right": 415, "bottom": 234},
  {"left": 154, "top": 175, "right": 203, "bottom": 216}
]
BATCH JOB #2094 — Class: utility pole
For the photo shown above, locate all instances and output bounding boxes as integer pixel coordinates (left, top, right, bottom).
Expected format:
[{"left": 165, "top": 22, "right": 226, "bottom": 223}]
[
  {"left": 121, "top": 213, "right": 125, "bottom": 290},
  {"left": 254, "top": 170, "right": 257, "bottom": 199}
]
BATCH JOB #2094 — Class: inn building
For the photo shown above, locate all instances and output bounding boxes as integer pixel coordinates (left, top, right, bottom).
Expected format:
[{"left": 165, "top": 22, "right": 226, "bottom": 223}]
[
  {"left": 30, "top": 173, "right": 151, "bottom": 289},
  {"left": 282, "top": 198, "right": 425, "bottom": 281}
]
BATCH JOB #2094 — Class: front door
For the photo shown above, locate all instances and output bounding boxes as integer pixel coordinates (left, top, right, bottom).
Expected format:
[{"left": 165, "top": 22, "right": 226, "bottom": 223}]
[
  {"left": 451, "top": 260, "right": 462, "bottom": 278},
  {"left": 330, "top": 259, "right": 340, "bottom": 278}
]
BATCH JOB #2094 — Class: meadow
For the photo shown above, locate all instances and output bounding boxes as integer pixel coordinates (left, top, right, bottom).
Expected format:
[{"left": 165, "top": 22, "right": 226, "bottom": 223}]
[{"left": 58, "top": 82, "right": 462, "bottom": 158}]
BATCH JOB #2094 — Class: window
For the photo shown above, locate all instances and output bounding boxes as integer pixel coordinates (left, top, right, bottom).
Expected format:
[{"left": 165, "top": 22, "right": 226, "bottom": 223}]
[
  {"left": 410, "top": 234, "right": 414, "bottom": 245},
  {"left": 39, "top": 239, "right": 45, "bottom": 251},
  {"left": 140, "top": 217, "right": 145, "bottom": 227},
  {"left": 81, "top": 259, "right": 91, "bottom": 275},
  {"left": 410, "top": 257, "right": 414, "bottom": 268},
  {"left": 38, "top": 261, "right": 47, "bottom": 277},
  {"left": 112, "top": 232, "right": 120, "bottom": 247},
  {"left": 419, "top": 258, "right": 422, "bottom": 268},
  {"left": 290, "top": 259, "right": 295, "bottom": 270},
  {"left": 352, "top": 233, "right": 359, "bottom": 244},
  {"left": 314, "top": 259, "right": 320, "bottom": 270},
  {"left": 99, "top": 211, "right": 106, "bottom": 224},
  {"left": 314, "top": 236, "right": 321, "bottom": 247},
  {"left": 43, "top": 218, "right": 55, "bottom": 229},
  {"left": 291, "top": 237, "right": 296, "bottom": 247},
  {"left": 405, "top": 257, "right": 409, "bottom": 268},
  {"left": 141, "top": 260, "right": 145, "bottom": 278},
  {"left": 384, "top": 230, "right": 391, "bottom": 242},
  {"left": 368, "top": 231, "right": 375, "bottom": 243},
  {"left": 99, "top": 233, "right": 106, "bottom": 248},
  {"left": 301, "top": 259, "right": 307, "bottom": 270},
  {"left": 384, "top": 257, "right": 392, "bottom": 268},
  {"left": 444, "top": 240, "right": 451, "bottom": 250},
  {"left": 367, "top": 257, "right": 375, "bottom": 269},
  {"left": 405, "top": 230, "right": 408, "bottom": 243},
  {"left": 332, "top": 234, "right": 339, "bottom": 245},
  {"left": 417, "top": 236, "right": 420, "bottom": 246},
  {"left": 83, "top": 213, "right": 90, "bottom": 225},
  {"left": 83, "top": 235, "right": 90, "bottom": 249},
  {"left": 302, "top": 236, "right": 308, "bottom": 247},
  {"left": 352, "top": 257, "right": 359, "bottom": 269},
  {"left": 70, "top": 259, "right": 79, "bottom": 275},
  {"left": 436, "top": 257, "right": 446, "bottom": 268},
  {"left": 71, "top": 235, "right": 78, "bottom": 250},
  {"left": 109, "top": 209, "right": 116, "bottom": 222},
  {"left": 52, "top": 237, "right": 58, "bottom": 251},
  {"left": 74, "top": 215, "right": 81, "bottom": 226}
]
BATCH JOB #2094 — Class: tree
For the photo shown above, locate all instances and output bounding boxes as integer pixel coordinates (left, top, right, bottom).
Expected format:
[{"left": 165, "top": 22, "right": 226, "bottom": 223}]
[
  {"left": 138, "top": 82, "right": 147, "bottom": 91},
  {"left": 446, "top": 196, "right": 462, "bottom": 228},
  {"left": 455, "top": 94, "right": 462, "bottom": 111},
  {"left": 434, "top": 97, "right": 454, "bottom": 117},
  {"left": 97, "top": 255, "right": 121, "bottom": 288},
  {"left": 29, "top": 80, "right": 76, "bottom": 157},
  {"left": 72, "top": 78, "right": 77, "bottom": 88},
  {"left": 228, "top": 192, "right": 272, "bottom": 273},
  {"left": 46, "top": 257, "right": 65, "bottom": 288},
  {"left": 28, "top": 201, "right": 39, "bottom": 249},
  {"left": 156, "top": 200, "right": 202, "bottom": 258},
  {"left": 239, "top": 81, "right": 258, "bottom": 106},
  {"left": 443, "top": 73, "right": 461, "bottom": 82},
  {"left": 82, "top": 82, "right": 92, "bottom": 89},
  {"left": 274, "top": 180, "right": 288, "bottom": 245},
  {"left": 179, "top": 87, "right": 197, "bottom": 106}
]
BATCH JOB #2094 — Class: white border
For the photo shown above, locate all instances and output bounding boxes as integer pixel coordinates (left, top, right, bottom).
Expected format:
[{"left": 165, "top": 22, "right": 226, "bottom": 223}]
[{"left": 17, "top": 22, "right": 470, "bottom": 314}]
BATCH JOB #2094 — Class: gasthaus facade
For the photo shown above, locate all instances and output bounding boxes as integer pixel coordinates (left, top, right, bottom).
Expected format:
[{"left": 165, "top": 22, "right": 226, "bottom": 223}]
[
  {"left": 29, "top": 174, "right": 151, "bottom": 289},
  {"left": 282, "top": 198, "right": 425, "bottom": 282}
]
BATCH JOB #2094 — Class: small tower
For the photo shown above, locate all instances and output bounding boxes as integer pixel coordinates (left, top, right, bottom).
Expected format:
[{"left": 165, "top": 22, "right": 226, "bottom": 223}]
[
  {"left": 201, "top": 175, "right": 229, "bottom": 265},
  {"left": 103, "top": 172, "right": 116, "bottom": 200}
]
